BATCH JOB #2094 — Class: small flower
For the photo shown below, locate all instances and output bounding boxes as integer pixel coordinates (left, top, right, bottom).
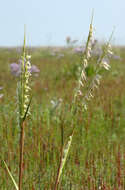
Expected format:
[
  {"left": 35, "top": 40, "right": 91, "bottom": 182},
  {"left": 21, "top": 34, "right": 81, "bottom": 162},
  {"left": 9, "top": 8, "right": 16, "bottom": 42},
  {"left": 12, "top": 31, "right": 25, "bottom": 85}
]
[
  {"left": 108, "top": 50, "right": 113, "bottom": 55},
  {"left": 79, "top": 80, "right": 84, "bottom": 87},
  {"left": 83, "top": 59, "right": 88, "bottom": 68},
  {"left": 101, "top": 60, "right": 110, "bottom": 70},
  {"left": 107, "top": 44, "right": 113, "bottom": 55},
  {"left": 81, "top": 70, "right": 87, "bottom": 81},
  {"left": 87, "top": 51, "right": 91, "bottom": 59}
]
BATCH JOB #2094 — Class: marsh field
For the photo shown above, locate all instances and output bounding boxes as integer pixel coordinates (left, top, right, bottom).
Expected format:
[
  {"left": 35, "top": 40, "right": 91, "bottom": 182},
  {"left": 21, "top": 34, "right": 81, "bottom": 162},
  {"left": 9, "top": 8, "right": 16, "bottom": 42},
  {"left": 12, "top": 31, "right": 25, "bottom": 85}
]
[{"left": 0, "top": 43, "right": 125, "bottom": 189}]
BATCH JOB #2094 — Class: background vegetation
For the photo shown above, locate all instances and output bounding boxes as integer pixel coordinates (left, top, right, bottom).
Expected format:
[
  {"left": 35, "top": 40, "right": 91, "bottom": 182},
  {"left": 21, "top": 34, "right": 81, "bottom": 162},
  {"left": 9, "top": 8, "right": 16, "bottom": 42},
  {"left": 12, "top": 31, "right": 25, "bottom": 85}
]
[{"left": 0, "top": 44, "right": 125, "bottom": 189}]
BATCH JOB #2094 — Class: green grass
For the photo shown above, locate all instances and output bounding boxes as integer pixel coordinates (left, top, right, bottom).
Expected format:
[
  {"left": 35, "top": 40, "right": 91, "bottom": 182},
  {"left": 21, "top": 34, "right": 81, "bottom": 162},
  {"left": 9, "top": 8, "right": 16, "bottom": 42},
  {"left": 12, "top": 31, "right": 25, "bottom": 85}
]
[{"left": 0, "top": 45, "right": 125, "bottom": 189}]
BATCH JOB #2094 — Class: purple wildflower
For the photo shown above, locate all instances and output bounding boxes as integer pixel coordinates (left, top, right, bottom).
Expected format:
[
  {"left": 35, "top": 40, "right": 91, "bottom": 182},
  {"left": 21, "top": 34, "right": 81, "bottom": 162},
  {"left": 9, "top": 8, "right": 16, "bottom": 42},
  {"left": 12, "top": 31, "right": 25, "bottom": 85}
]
[
  {"left": 10, "top": 60, "right": 40, "bottom": 77},
  {"left": 30, "top": 65, "right": 40, "bottom": 73},
  {"left": 74, "top": 47, "right": 85, "bottom": 54},
  {"left": 10, "top": 63, "right": 21, "bottom": 76},
  {"left": 111, "top": 55, "right": 121, "bottom": 60}
]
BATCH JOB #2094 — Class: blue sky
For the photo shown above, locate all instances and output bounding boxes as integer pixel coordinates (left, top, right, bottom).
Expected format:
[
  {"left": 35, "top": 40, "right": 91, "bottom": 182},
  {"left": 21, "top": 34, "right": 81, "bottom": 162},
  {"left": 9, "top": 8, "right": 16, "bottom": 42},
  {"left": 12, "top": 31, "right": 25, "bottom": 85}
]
[{"left": 0, "top": 0, "right": 125, "bottom": 46}]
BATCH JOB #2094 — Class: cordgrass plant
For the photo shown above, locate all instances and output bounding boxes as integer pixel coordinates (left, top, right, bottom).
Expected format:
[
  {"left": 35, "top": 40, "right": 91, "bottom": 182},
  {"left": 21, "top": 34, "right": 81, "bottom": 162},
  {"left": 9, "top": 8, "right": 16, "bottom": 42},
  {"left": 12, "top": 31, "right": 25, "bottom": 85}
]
[
  {"left": 3, "top": 33, "right": 32, "bottom": 190},
  {"left": 18, "top": 35, "right": 32, "bottom": 190},
  {"left": 54, "top": 14, "right": 113, "bottom": 189}
]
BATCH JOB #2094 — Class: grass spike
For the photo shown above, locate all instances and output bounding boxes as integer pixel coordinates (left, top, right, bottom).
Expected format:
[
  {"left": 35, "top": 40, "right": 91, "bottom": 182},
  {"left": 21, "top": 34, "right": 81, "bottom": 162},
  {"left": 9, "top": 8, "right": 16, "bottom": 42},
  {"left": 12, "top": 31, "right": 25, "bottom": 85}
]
[{"left": 54, "top": 130, "right": 74, "bottom": 190}]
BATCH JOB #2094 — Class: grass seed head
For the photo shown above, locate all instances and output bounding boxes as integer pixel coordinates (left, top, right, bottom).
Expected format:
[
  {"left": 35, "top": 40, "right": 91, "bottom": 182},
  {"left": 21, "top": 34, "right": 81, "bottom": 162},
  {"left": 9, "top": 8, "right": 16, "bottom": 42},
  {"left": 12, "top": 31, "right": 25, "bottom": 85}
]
[{"left": 17, "top": 34, "right": 32, "bottom": 122}]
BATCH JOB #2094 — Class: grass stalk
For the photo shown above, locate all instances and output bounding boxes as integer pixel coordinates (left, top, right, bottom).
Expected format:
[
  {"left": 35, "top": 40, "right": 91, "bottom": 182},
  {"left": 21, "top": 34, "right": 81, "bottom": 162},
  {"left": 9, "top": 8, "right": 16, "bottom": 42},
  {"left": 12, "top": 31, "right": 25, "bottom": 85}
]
[
  {"left": 19, "top": 121, "right": 25, "bottom": 190},
  {"left": 17, "top": 31, "right": 32, "bottom": 190},
  {"left": 54, "top": 15, "right": 94, "bottom": 189},
  {"left": 54, "top": 12, "right": 113, "bottom": 189}
]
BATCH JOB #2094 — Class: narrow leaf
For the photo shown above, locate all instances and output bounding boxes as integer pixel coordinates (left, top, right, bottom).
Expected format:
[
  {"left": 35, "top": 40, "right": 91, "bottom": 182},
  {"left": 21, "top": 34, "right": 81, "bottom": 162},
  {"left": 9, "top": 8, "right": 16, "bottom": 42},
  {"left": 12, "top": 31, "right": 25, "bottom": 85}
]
[
  {"left": 23, "top": 95, "right": 32, "bottom": 121},
  {"left": 3, "top": 160, "right": 19, "bottom": 190}
]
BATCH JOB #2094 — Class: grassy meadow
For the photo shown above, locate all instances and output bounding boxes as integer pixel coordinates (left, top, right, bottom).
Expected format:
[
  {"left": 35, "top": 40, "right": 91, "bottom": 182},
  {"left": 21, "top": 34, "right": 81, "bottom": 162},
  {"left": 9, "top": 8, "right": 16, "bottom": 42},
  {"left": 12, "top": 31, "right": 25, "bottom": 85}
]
[{"left": 0, "top": 43, "right": 125, "bottom": 189}]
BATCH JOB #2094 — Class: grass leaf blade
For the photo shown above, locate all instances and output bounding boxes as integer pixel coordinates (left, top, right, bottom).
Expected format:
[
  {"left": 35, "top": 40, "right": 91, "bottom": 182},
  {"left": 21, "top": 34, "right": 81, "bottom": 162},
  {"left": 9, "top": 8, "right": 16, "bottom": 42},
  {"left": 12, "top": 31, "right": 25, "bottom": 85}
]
[
  {"left": 3, "top": 160, "right": 19, "bottom": 190},
  {"left": 23, "top": 95, "right": 32, "bottom": 121}
]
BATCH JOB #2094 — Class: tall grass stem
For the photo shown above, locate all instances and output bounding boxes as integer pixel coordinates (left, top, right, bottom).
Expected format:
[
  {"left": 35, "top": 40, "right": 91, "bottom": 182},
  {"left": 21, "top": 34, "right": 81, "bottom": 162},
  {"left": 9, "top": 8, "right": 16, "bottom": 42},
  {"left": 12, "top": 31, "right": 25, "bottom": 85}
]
[{"left": 19, "top": 121, "right": 25, "bottom": 190}]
